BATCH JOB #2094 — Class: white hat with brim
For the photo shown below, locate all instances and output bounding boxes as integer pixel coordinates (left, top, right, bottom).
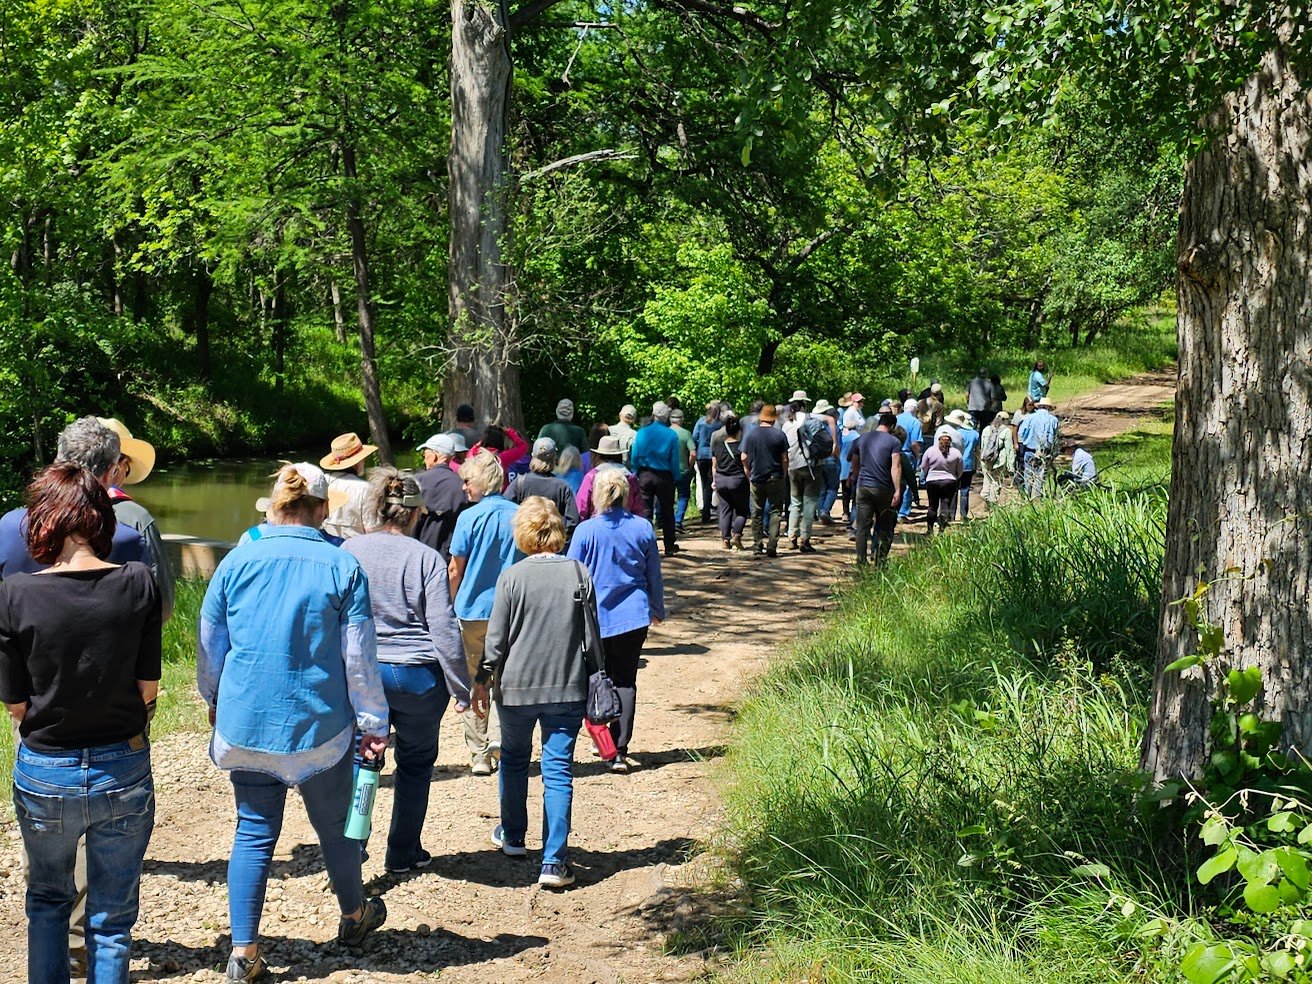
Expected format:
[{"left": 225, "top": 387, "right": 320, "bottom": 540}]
[
  {"left": 593, "top": 435, "right": 625, "bottom": 457},
  {"left": 256, "top": 462, "right": 350, "bottom": 514},
  {"left": 812, "top": 399, "right": 834, "bottom": 415},
  {"left": 789, "top": 390, "right": 811, "bottom": 404},
  {"left": 320, "top": 432, "right": 378, "bottom": 471},
  {"left": 946, "top": 409, "right": 975, "bottom": 428},
  {"left": 96, "top": 418, "right": 156, "bottom": 485},
  {"left": 1037, "top": 398, "right": 1057, "bottom": 409}
]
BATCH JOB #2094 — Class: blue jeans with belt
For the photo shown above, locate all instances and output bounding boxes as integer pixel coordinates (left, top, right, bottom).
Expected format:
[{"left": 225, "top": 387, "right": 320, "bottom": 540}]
[
  {"left": 379, "top": 662, "right": 449, "bottom": 870},
  {"left": 228, "top": 749, "right": 361, "bottom": 946},
  {"left": 15, "top": 738, "right": 154, "bottom": 984},
  {"left": 497, "top": 701, "right": 584, "bottom": 865}
]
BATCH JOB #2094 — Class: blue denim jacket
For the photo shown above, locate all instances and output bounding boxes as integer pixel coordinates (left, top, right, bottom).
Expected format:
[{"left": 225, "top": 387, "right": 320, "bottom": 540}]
[{"left": 197, "top": 525, "right": 388, "bottom": 784}]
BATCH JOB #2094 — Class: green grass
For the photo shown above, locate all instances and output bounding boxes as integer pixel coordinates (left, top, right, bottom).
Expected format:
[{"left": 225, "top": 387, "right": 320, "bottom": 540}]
[
  {"left": 717, "top": 423, "right": 1186, "bottom": 982},
  {"left": 866, "top": 306, "right": 1177, "bottom": 411}
]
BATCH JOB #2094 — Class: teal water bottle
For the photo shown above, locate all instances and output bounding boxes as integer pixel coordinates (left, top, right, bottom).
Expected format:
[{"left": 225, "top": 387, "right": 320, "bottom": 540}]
[{"left": 344, "top": 758, "right": 381, "bottom": 841}]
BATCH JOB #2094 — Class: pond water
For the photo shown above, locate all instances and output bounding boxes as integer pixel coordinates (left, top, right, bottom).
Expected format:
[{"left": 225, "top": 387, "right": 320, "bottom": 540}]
[{"left": 134, "top": 451, "right": 422, "bottom": 544}]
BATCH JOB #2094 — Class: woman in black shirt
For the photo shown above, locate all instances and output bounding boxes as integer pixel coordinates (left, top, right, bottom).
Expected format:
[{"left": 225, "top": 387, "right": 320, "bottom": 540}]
[
  {"left": 0, "top": 462, "right": 161, "bottom": 984},
  {"left": 710, "top": 415, "right": 750, "bottom": 549}
]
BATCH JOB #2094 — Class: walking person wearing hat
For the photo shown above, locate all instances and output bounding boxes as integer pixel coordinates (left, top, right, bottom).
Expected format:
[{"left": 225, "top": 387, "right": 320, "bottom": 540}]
[
  {"left": 320, "top": 433, "right": 378, "bottom": 540},
  {"left": 782, "top": 390, "right": 825, "bottom": 553},
  {"left": 576, "top": 437, "right": 645, "bottom": 519},
  {"left": 944, "top": 409, "right": 981, "bottom": 519},
  {"left": 740, "top": 404, "right": 789, "bottom": 556},
  {"left": 95, "top": 418, "right": 175, "bottom": 623},
  {"left": 842, "top": 393, "right": 866, "bottom": 433},
  {"left": 1017, "top": 398, "right": 1060, "bottom": 498},
  {"left": 668, "top": 409, "right": 697, "bottom": 533},
  {"left": 610, "top": 405, "right": 639, "bottom": 466},
  {"left": 979, "top": 411, "right": 1015, "bottom": 506},
  {"left": 506, "top": 438, "right": 581, "bottom": 540},
  {"left": 811, "top": 400, "right": 841, "bottom": 524},
  {"left": 629, "top": 402, "right": 682, "bottom": 558},
  {"left": 414, "top": 433, "right": 470, "bottom": 559},
  {"left": 538, "top": 399, "right": 588, "bottom": 457}
]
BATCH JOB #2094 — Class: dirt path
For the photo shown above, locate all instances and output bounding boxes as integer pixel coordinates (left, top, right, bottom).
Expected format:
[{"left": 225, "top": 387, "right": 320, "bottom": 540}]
[{"left": 0, "top": 374, "right": 1175, "bottom": 983}]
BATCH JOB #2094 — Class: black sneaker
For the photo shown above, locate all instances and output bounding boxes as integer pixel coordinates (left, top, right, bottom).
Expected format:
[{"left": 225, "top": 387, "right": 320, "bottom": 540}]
[
  {"left": 766, "top": 546, "right": 779, "bottom": 558},
  {"left": 337, "top": 897, "right": 386, "bottom": 948},
  {"left": 538, "top": 862, "right": 576, "bottom": 888},
  {"left": 384, "top": 849, "right": 433, "bottom": 874},
  {"left": 492, "top": 824, "right": 528, "bottom": 857},
  {"left": 226, "top": 952, "right": 267, "bottom": 982},
  {"left": 799, "top": 541, "right": 818, "bottom": 554}
]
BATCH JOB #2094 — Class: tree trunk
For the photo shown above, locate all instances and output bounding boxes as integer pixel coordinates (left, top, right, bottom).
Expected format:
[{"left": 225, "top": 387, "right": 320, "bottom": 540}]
[
  {"left": 341, "top": 135, "right": 395, "bottom": 465},
  {"left": 1142, "top": 44, "right": 1312, "bottom": 783},
  {"left": 445, "top": 0, "right": 523, "bottom": 432},
  {"left": 330, "top": 280, "right": 347, "bottom": 344},
  {"left": 190, "top": 267, "right": 213, "bottom": 381}
]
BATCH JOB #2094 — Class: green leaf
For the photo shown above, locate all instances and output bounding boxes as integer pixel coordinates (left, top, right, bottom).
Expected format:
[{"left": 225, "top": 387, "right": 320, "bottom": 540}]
[
  {"left": 1276, "top": 849, "right": 1310, "bottom": 890},
  {"left": 1197, "top": 848, "right": 1236, "bottom": 885},
  {"left": 1262, "top": 950, "right": 1296, "bottom": 978},
  {"left": 1243, "top": 881, "right": 1282, "bottom": 913},
  {"left": 1072, "top": 862, "right": 1111, "bottom": 879},
  {"left": 1269, "top": 812, "right": 1299, "bottom": 834},
  {"left": 1237, "top": 848, "right": 1279, "bottom": 885},
  {"left": 1201, "top": 816, "right": 1229, "bottom": 845},
  {"left": 1299, "top": 824, "right": 1312, "bottom": 845},
  {"left": 1199, "top": 624, "right": 1224, "bottom": 657},
  {"left": 1136, "top": 916, "right": 1170, "bottom": 938},
  {"left": 1164, "top": 654, "right": 1202, "bottom": 672},
  {"left": 957, "top": 824, "right": 988, "bottom": 837},
  {"left": 1227, "top": 666, "right": 1263, "bottom": 705},
  {"left": 1181, "top": 942, "right": 1235, "bottom": 984}
]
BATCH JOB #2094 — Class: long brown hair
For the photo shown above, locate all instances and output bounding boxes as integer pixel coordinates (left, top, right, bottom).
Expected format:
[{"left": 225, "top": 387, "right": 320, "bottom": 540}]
[{"left": 25, "top": 462, "right": 116, "bottom": 563}]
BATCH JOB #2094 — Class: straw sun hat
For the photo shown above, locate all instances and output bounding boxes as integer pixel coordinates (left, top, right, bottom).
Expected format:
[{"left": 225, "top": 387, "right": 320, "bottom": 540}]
[
  {"left": 320, "top": 432, "right": 378, "bottom": 471},
  {"left": 97, "top": 418, "right": 156, "bottom": 485}
]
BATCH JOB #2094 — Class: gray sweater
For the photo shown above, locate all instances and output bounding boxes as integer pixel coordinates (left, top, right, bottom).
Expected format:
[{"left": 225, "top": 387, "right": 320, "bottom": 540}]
[
  {"left": 343, "top": 532, "right": 471, "bottom": 705},
  {"left": 112, "top": 497, "right": 175, "bottom": 623},
  {"left": 478, "top": 554, "right": 598, "bottom": 706}
]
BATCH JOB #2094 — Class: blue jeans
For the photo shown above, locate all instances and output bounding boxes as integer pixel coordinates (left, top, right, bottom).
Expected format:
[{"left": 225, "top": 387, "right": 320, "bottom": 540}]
[
  {"left": 497, "top": 701, "right": 584, "bottom": 865},
  {"left": 228, "top": 750, "right": 361, "bottom": 946},
  {"left": 674, "top": 472, "right": 692, "bottom": 526},
  {"left": 15, "top": 739, "right": 154, "bottom": 984},
  {"left": 380, "top": 662, "right": 448, "bottom": 869},
  {"left": 818, "top": 459, "right": 840, "bottom": 518}
]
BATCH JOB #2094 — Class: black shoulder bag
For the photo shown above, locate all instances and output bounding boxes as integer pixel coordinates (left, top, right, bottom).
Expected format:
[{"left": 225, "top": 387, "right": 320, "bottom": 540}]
[{"left": 576, "top": 564, "right": 621, "bottom": 724}]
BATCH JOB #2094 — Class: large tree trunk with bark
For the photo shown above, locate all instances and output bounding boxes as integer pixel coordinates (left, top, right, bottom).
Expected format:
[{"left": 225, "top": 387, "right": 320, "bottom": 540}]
[
  {"left": 1142, "top": 44, "right": 1312, "bottom": 782},
  {"left": 445, "top": 0, "right": 523, "bottom": 432}
]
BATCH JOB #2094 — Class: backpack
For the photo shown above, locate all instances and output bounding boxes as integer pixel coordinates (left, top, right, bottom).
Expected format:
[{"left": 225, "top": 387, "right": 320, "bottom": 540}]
[
  {"left": 980, "top": 426, "right": 1000, "bottom": 464},
  {"left": 799, "top": 415, "right": 834, "bottom": 462}
]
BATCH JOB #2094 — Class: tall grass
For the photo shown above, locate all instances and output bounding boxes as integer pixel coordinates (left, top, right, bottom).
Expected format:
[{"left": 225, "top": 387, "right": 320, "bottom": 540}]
[{"left": 721, "top": 478, "right": 1182, "bottom": 982}]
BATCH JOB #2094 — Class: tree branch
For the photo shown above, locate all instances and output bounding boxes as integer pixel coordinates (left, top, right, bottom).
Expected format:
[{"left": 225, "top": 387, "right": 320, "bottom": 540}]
[
  {"left": 508, "top": 0, "right": 569, "bottom": 32},
  {"left": 521, "top": 148, "right": 637, "bottom": 181},
  {"left": 647, "top": 0, "right": 775, "bottom": 37}
]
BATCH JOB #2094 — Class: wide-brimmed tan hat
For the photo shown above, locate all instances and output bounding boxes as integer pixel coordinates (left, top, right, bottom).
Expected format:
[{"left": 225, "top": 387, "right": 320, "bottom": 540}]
[
  {"left": 320, "top": 432, "right": 377, "bottom": 471},
  {"left": 97, "top": 418, "right": 155, "bottom": 485},
  {"left": 255, "top": 462, "right": 351, "bottom": 514},
  {"left": 593, "top": 435, "right": 625, "bottom": 457},
  {"left": 789, "top": 390, "right": 811, "bottom": 404},
  {"left": 759, "top": 404, "right": 779, "bottom": 423},
  {"left": 812, "top": 399, "right": 835, "bottom": 415},
  {"left": 1037, "top": 397, "right": 1057, "bottom": 409},
  {"left": 945, "top": 409, "right": 974, "bottom": 428}
]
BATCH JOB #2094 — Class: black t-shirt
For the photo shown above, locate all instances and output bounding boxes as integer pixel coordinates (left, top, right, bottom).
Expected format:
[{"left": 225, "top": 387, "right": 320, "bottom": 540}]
[
  {"left": 506, "top": 472, "right": 581, "bottom": 530},
  {"left": 414, "top": 464, "right": 467, "bottom": 558},
  {"left": 711, "top": 432, "right": 745, "bottom": 480},
  {"left": 851, "top": 429, "right": 903, "bottom": 490},
  {"left": 0, "top": 563, "right": 162, "bottom": 751},
  {"left": 742, "top": 425, "right": 789, "bottom": 481}
]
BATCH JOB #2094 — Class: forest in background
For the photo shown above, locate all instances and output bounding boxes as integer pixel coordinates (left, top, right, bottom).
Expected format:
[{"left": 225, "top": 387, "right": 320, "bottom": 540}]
[{"left": 0, "top": 0, "right": 1179, "bottom": 504}]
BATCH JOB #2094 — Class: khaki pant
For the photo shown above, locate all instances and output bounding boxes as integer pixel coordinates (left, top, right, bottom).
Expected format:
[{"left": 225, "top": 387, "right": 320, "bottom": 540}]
[
  {"left": 458, "top": 620, "right": 499, "bottom": 770},
  {"left": 14, "top": 718, "right": 88, "bottom": 974}
]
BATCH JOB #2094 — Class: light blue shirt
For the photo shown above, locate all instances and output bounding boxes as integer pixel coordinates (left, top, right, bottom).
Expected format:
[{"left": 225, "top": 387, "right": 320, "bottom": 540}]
[
  {"left": 896, "top": 412, "right": 924, "bottom": 452},
  {"left": 1071, "top": 448, "right": 1097, "bottom": 484},
  {"left": 567, "top": 509, "right": 666, "bottom": 638},
  {"left": 197, "top": 524, "right": 388, "bottom": 785},
  {"left": 958, "top": 426, "right": 981, "bottom": 471},
  {"left": 1018, "top": 408, "right": 1060, "bottom": 451},
  {"left": 449, "top": 494, "right": 523, "bottom": 621},
  {"left": 839, "top": 430, "right": 860, "bottom": 482},
  {"left": 1028, "top": 370, "right": 1050, "bottom": 401},
  {"left": 629, "top": 420, "right": 681, "bottom": 475}
]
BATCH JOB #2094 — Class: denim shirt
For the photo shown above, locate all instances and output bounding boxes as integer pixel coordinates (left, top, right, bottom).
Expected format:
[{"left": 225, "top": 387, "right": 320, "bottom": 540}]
[{"left": 197, "top": 525, "right": 388, "bottom": 785}]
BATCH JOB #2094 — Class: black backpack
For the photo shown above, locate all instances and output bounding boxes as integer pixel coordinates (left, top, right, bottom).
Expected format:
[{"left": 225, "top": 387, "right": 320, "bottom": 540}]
[{"left": 800, "top": 415, "right": 834, "bottom": 462}]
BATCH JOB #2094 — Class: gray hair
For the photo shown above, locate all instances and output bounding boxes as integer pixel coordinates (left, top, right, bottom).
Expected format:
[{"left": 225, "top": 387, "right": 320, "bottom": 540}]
[
  {"left": 365, "top": 466, "right": 422, "bottom": 530},
  {"left": 56, "top": 417, "right": 121, "bottom": 478}
]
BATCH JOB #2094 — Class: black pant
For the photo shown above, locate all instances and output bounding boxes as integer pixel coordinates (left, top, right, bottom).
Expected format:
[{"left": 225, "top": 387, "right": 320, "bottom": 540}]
[
  {"left": 971, "top": 410, "right": 995, "bottom": 431},
  {"left": 853, "top": 485, "right": 897, "bottom": 565},
  {"left": 637, "top": 468, "right": 677, "bottom": 552},
  {"left": 715, "top": 474, "right": 750, "bottom": 539},
  {"left": 925, "top": 479, "right": 958, "bottom": 532},
  {"left": 697, "top": 459, "right": 714, "bottom": 521},
  {"left": 604, "top": 626, "right": 649, "bottom": 754}
]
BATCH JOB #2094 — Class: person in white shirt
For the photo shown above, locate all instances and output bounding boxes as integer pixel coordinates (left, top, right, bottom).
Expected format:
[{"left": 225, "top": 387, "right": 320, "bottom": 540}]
[
  {"left": 1058, "top": 444, "right": 1098, "bottom": 488},
  {"left": 320, "top": 432, "right": 378, "bottom": 538}
]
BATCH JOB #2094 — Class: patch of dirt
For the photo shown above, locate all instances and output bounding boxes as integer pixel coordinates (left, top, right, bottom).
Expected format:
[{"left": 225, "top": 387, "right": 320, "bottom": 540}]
[{"left": 0, "top": 373, "right": 1176, "bottom": 983}]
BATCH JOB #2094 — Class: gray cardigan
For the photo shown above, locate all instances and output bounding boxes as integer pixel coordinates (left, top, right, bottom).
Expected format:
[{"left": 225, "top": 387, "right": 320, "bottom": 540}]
[{"left": 478, "top": 554, "right": 599, "bottom": 706}]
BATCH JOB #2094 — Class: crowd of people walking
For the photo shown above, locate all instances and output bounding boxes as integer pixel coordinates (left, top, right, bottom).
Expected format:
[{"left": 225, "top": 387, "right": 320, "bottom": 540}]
[{"left": 0, "top": 360, "right": 1102, "bottom": 982}]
